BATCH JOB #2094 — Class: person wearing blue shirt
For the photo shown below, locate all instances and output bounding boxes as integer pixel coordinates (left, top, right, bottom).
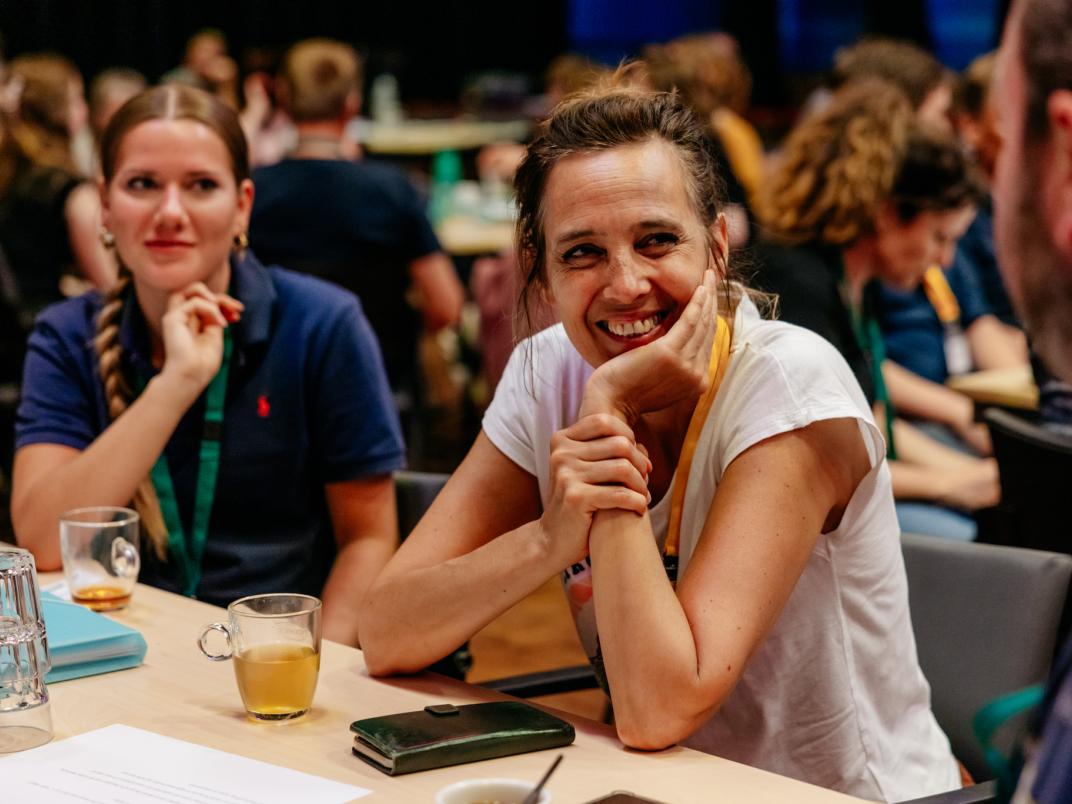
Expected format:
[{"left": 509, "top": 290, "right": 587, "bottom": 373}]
[
  {"left": 11, "top": 85, "right": 404, "bottom": 647},
  {"left": 874, "top": 244, "right": 1027, "bottom": 459},
  {"left": 250, "top": 39, "right": 463, "bottom": 402},
  {"left": 878, "top": 256, "right": 991, "bottom": 386}
]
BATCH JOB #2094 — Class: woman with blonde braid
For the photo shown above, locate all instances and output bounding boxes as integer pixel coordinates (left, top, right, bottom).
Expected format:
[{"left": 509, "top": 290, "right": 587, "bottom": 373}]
[
  {"left": 755, "top": 80, "right": 993, "bottom": 541},
  {"left": 12, "top": 85, "right": 403, "bottom": 646}
]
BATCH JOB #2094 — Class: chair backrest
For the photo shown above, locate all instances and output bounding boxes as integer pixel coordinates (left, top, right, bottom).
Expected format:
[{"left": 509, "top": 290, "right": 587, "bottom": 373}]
[
  {"left": 982, "top": 407, "right": 1072, "bottom": 554},
  {"left": 902, "top": 533, "right": 1072, "bottom": 781},
  {"left": 394, "top": 470, "right": 449, "bottom": 541},
  {"left": 392, "top": 470, "right": 469, "bottom": 679}
]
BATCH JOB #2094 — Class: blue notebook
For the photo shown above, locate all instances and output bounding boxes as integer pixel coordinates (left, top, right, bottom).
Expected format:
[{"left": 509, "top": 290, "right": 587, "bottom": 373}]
[{"left": 40, "top": 591, "right": 148, "bottom": 683}]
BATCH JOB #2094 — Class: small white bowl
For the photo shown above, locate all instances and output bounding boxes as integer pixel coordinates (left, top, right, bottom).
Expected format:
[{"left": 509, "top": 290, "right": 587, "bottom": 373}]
[{"left": 435, "top": 777, "right": 552, "bottom": 804}]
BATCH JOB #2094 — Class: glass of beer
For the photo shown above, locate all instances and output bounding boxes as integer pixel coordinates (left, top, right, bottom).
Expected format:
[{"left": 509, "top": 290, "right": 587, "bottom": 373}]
[
  {"left": 59, "top": 507, "right": 140, "bottom": 611},
  {"left": 198, "top": 593, "right": 322, "bottom": 721}
]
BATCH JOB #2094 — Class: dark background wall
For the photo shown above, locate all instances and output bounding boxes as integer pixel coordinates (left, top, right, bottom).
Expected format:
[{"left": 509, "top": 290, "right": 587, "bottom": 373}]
[
  {"left": 0, "top": 0, "right": 1012, "bottom": 109},
  {"left": 0, "top": 0, "right": 569, "bottom": 106}
]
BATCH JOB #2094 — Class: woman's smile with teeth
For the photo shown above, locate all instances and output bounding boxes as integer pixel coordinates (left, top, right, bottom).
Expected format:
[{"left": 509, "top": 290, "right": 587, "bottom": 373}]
[{"left": 601, "top": 312, "right": 665, "bottom": 337}]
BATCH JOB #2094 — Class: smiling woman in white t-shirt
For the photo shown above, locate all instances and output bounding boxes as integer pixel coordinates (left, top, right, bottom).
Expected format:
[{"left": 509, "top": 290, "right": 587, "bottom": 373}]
[{"left": 358, "top": 86, "right": 960, "bottom": 802}]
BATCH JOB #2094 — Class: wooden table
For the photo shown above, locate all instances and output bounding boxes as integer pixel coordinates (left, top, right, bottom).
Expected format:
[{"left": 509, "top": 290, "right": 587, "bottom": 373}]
[
  {"left": 27, "top": 582, "right": 868, "bottom": 803},
  {"left": 947, "top": 365, "right": 1039, "bottom": 411},
  {"left": 436, "top": 213, "right": 514, "bottom": 257},
  {"left": 362, "top": 119, "right": 530, "bottom": 156}
]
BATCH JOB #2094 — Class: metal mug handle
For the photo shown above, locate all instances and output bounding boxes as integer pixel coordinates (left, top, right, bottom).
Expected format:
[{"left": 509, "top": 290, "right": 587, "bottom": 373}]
[
  {"left": 198, "top": 623, "right": 233, "bottom": 661},
  {"left": 110, "top": 536, "right": 140, "bottom": 580}
]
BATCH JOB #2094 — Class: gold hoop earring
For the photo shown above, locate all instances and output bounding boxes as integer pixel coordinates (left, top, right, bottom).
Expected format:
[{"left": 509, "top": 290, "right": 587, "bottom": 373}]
[
  {"left": 233, "top": 231, "right": 249, "bottom": 253},
  {"left": 99, "top": 228, "right": 115, "bottom": 249}
]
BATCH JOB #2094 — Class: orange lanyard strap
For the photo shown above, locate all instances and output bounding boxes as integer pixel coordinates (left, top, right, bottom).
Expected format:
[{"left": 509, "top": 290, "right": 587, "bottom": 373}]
[
  {"left": 922, "top": 266, "right": 960, "bottom": 324},
  {"left": 663, "top": 315, "right": 731, "bottom": 583}
]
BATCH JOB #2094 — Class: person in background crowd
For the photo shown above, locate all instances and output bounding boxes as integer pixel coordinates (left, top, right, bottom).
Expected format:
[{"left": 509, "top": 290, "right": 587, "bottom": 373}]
[
  {"left": 1, "top": 53, "right": 113, "bottom": 311},
  {"left": 645, "top": 31, "right": 763, "bottom": 217},
  {"left": 236, "top": 47, "right": 296, "bottom": 169},
  {"left": 831, "top": 37, "right": 954, "bottom": 132},
  {"left": 250, "top": 39, "right": 463, "bottom": 410},
  {"left": 828, "top": 42, "right": 1026, "bottom": 457},
  {"left": 945, "top": 51, "right": 1020, "bottom": 327},
  {"left": 12, "top": 85, "right": 403, "bottom": 647},
  {"left": 871, "top": 50, "right": 1028, "bottom": 456},
  {"left": 544, "top": 53, "right": 609, "bottom": 108},
  {"left": 644, "top": 35, "right": 756, "bottom": 249},
  {"left": 360, "top": 86, "right": 960, "bottom": 801},
  {"left": 992, "top": 3, "right": 1072, "bottom": 795},
  {"left": 755, "top": 80, "right": 996, "bottom": 542},
  {"left": 162, "top": 29, "right": 240, "bottom": 110},
  {"left": 88, "top": 68, "right": 147, "bottom": 155}
]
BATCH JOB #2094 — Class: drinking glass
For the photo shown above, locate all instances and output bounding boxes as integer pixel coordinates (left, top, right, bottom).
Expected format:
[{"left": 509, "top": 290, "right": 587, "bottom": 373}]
[
  {"left": 198, "top": 593, "right": 322, "bottom": 721},
  {"left": 59, "top": 507, "right": 140, "bottom": 611},
  {"left": 0, "top": 545, "right": 53, "bottom": 752}
]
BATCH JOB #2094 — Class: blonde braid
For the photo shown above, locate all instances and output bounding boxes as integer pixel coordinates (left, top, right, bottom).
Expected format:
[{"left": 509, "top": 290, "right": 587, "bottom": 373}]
[{"left": 93, "top": 270, "right": 169, "bottom": 560}]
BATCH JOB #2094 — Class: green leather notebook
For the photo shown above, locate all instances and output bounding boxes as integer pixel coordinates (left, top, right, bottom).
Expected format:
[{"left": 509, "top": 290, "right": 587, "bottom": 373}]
[{"left": 349, "top": 701, "right": 575, "bottom": 775}]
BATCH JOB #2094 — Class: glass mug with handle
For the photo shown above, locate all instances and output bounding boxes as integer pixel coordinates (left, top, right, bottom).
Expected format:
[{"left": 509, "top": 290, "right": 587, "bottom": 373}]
[
  {"left": 59, "top": 507, "right": 140, "bottom": 611},
  {"left": 199, "top": 593, "right": 322, "bottom": 720}
]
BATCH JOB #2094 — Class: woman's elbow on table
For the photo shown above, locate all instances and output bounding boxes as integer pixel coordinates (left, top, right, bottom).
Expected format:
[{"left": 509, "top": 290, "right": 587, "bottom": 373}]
[
  {"left": 612, "top": 683, "right": 729, "bottom": 752},
  {"left": 360, "top": 638, "right": 438, "bottom": 678},
  {"left": 357, "top": 606, "right": 424, "bottom": 677},
  {"left": 614, "top": 711, "right": 704, "bottom": 752}
]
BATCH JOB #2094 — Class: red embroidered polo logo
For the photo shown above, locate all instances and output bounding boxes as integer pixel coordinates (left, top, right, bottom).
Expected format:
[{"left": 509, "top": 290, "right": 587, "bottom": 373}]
[{"left": 257, "top": 394, "right": 270, "bottom": 418}]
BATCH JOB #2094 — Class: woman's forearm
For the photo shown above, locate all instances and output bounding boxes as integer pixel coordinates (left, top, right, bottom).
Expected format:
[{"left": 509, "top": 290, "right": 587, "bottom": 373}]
[
  {"left": 884, "top": 360, "right": 974, "bottom": 430},
  {"left": 12, "top": 373, "right": 197, "bottom": 568},
  {"left": 321, "top": 535, "right": 395, "bottom": 648},
  {"left": 891, "top": 417, "right": 976, "bottom": 471},
  {"left": 589, "top": 509, "right": 722, "bottom": 750},
  {"left": 359, "top": 519, "right": 562, "bottom": 676}
]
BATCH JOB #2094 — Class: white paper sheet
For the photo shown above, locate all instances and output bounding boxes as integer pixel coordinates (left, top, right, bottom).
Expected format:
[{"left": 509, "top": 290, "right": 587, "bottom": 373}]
[
  {"left": 40, "top": 579, "right": 72, "bottom": 601},
  {"left": 1, "top": 723, "right": 372, "bottom": 803}
]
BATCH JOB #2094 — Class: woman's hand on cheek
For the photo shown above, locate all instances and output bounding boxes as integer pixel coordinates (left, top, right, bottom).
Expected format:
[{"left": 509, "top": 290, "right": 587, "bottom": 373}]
[
  {"left": 158, "top": 283, "right": 243, "bottom": 399},
  {"left": 540, "top": 413, "right": 652, "bottom": 566},
  {"left": 581, "top": 269, "right": 717, "bottom": 423}
]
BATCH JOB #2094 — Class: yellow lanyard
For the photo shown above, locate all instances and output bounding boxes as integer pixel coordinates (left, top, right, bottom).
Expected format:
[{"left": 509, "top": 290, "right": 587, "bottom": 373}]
[
  {"left": 922, "top": 266, "right": 960, "bottom": 324},
  {"left": 663, "top": 315, "right": 731, "bottom": 584}
]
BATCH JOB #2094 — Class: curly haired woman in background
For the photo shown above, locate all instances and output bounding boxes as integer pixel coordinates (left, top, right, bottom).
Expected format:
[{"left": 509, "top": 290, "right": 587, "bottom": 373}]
[{"left": 754, "top": 79, "right": 993, "bottom": 541}]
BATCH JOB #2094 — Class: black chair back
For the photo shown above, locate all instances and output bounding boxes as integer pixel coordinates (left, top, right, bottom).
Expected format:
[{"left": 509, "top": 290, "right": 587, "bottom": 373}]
[
  {"left": 981, "top": 407, "right": 1072, "bottom": 554},
  {"left": 392, "top": 470, "right": 470, "bottom": 678}
]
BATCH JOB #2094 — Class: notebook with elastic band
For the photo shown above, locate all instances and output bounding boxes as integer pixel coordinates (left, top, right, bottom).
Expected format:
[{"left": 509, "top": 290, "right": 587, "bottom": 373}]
[{"left": 349, "top": 701, "right": 575, "bottom": 775}]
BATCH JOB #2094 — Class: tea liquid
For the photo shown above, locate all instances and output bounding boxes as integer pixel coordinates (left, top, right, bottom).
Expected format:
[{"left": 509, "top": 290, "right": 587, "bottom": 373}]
[
  {"left": 234, "top": 643, "right": 319, "bottom": 719},
  {"left": 72, "top": 585, "right": 131, "bottom": 611}
]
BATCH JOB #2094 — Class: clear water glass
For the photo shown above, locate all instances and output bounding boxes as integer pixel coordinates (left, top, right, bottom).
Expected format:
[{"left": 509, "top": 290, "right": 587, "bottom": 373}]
[{"left": 0, "top": 545, "right": 53, "bottom": 752}]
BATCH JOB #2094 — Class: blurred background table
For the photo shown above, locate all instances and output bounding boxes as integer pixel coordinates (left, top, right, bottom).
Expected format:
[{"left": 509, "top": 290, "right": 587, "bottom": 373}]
[
  {"left": 948, "top": 365, "right": 1039, "bottom": 412},
  {"left": 435, "top": 213, "right": 514, "bottom": 257},
  {"left": 360, "top": 119, "right": 530, "bottom": 156}
]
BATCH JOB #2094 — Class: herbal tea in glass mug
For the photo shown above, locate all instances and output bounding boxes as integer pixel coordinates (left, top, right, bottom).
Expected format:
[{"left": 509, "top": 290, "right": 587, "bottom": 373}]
[{"left": 199, "top": 593, "right": 321, "bottom": 720}]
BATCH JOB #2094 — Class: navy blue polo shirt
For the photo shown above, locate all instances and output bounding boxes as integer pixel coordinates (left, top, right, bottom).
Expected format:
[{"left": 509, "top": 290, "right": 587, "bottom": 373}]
[
  {"left": 16, "top": 252, "right": 405, "bottom": 606},
  {"left": 875, "top": 257, "right": 990, "bottom": 385}
]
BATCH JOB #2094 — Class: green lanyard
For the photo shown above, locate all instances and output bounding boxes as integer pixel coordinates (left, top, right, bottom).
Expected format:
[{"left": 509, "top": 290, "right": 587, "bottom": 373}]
[
  {"left": 145, "top": 330, "right": 234, "bottom": 597},
  {"left": 841, "top": 278, "right": 898, "bottom": 460}
]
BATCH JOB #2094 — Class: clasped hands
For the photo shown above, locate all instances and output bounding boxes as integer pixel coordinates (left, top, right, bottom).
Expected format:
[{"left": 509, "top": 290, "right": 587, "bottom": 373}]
[{"left": 540, "top": 270, "right": 718, "bottom": 565}]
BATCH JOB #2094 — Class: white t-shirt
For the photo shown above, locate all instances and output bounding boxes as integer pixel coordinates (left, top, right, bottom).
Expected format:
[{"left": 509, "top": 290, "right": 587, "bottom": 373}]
[{"left": 482, "top": 301, "right": 960, "bottom": 802}]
